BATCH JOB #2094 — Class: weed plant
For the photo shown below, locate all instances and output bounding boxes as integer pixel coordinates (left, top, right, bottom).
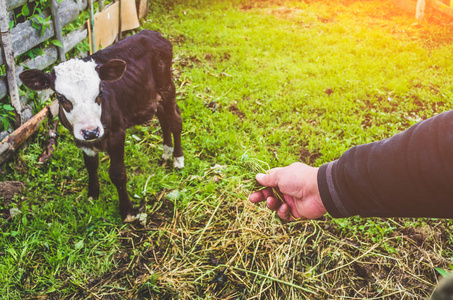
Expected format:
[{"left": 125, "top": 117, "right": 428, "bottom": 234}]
[{"left": 2, "top": 0, "right": 453, "bottom": 298}]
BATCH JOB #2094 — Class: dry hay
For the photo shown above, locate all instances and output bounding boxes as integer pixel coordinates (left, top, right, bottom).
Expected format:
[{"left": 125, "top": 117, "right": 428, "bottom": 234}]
[
  {"left": 62, "top": 157, "right": 450, "bottom": 298},
  {"left": 59, "top": 184, "right": 450, "bottom": 299}
]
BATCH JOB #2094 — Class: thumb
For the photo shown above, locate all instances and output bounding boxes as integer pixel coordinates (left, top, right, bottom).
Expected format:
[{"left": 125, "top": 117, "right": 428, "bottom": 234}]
[{"left": 256, "top": 168, "right": 281, "bottom": 187}]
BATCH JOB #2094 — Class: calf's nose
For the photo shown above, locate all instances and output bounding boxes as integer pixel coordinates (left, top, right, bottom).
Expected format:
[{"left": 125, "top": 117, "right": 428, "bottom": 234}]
[{"left": 81, "top": 127, "right": 100, "bottom": 140}]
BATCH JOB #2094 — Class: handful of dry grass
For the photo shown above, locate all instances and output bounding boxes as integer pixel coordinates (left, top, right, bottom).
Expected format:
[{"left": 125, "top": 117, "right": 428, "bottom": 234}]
[{"left": 244, "top": 156, "right": 301, "bottom": 221}]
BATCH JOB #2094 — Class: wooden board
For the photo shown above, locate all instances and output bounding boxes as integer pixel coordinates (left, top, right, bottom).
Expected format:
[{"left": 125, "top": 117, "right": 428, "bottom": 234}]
[
  {"left": 428, "top": 0, "right": 453, "bottom": 18},
  {"left": 93, "top": 2, "right": 118, "bottom": 51},
  {"left": 138, "top": 0, "right": 148, "bottom": 19},
  {"left": 92, "top": 0, "right": 140, "bottom": 51},
  {"left": 391, "top": 0, "right": 453, "bottom": 18},
  {"left": 0, "top": 101, "right": 58, "bottom": 165},
  {"left": 0, "top": 0, "right": 22, "bottom": 119},
  {"left": 0, "top": 0, "right": 83, "bottom": 66},
  {"left": 87, "top": 18, "right": 93, "bottom": 54},
  {"left": 390, "top": 0, "right": 417, "bottom": 13}
]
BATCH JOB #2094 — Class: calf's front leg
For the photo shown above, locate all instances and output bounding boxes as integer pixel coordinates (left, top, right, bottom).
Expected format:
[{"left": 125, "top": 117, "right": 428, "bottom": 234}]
[
  {"left": 83, "top": 150, "right": 100, "bottom": 199},
  {"left": 107, "top": 131, "right": 135, "bottom": 221}
]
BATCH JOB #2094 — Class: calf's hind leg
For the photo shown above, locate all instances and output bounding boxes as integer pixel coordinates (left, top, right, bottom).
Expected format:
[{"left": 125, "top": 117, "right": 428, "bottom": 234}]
[
  {"left": 171, "top": 104, "right": 184, "bottom": 168},
  {"left": 157, "top": 102, "right": 184, "bottom": 169},
  {"left": 157, "top": 104, "right": 174, "bottom": 162},
  {"left": 154, "top": 52, "right": 184, "bottom": 169}
]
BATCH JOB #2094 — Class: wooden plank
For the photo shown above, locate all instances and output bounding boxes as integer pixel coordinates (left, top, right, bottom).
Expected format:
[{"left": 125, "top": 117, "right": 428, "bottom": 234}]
[
  {"left": 118, "top": 0, "right": 122, "bottom": 40},
  {"left": 0, "top": 0, "right": 22, "bottom": 122},
  {"left": 99, "top": 0, "right": 105, "bottom": 11},
  {"left": 0, "top": 0, "right": 88, "bottom": 66},
  {"left": 390, "top": 0, "right": 417, "bottom": 13},
  {"left": 138, "top": 0, "right": 148, "bottom": 19},
  {"left": 74, "top": 0, "right": 90, "bottom": 12},
  {"left": 0, "top": 27, "right": 87, "bottom": 100},
  {"left": 51, "top": 0, "right": 66, "bottom": 62},
  {"left": 0, "top": 100, "right": 58, "bottom": 165},
  {"left": 427, "top": 0, "right": 453, "bottom": 18},
  {"left": 392, "top": 0, "right": 453, "bottom": 18},
  {"left": 416, "top": 0, "right": 425, "bottom": 20},
  {"left": 6, "top": 0, "right": 28, "bottom": 12},
  {"left": 92, "top": 0, "right": 139, "bottom": 51},
  {"left": 89, "top": 0, "right": 95, "bottom": 54},
  {"left": 93, "top": 2, "right": 119, "bottom": 51},
  {"left": 87, "top": 18, "right": 93, "bottom": 54},
  {"left": 63, "top": 27, "right": 88, "bottom": 54}
]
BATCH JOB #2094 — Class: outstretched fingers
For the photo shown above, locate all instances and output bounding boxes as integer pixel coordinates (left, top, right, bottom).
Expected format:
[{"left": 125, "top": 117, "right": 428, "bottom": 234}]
[
  {"left": 277, "top": 203, "right": 294, "bottom": 221},
  {"left": 249, "top": 187, "right": 275, "bottom": 203},
  {"left": 265, "top": 196, "right": 282, "bottom": 210},
  {"left": 249, "top": 190, "right": 298, "bottom": 222},
  {"left": 270, "top": 196, "right": 301, "bottom": 221},
  {"left": 255, "top": 167, "right": 283, "bottom": 188}
]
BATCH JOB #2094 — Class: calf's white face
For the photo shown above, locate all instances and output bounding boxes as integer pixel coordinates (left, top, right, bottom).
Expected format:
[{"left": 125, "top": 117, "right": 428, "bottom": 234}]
[
  {"left": 54, "top": 59, "right": 103, "bottom": 141},
  {"left": 19, "top": 58, "right": 126, "bottom": 141}
]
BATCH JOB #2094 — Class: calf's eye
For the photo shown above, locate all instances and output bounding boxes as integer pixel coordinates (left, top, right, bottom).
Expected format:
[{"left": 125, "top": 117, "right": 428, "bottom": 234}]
[
  {"left": 95, "top": 91, "right": 103, "bottom": 105},
  {"left": 61, "top": 101, "right": 73, "bottom": 112},
  {"left": 56, "top": 93, "right": 73, "bottom": 112},
  {"left": 56, "top": 93, "right": 65, "bottom": 102}
]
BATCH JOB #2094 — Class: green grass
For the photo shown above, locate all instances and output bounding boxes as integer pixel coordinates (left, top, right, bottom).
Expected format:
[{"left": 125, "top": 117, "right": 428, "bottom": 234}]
[{"left": 2, "top": 0, "right": 453, "bottom": 298}]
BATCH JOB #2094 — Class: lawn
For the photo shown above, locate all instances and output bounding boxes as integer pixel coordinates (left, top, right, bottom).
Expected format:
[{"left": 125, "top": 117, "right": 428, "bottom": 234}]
[{"left": 2, "top": 0, "right": 453, "bottom": 298}]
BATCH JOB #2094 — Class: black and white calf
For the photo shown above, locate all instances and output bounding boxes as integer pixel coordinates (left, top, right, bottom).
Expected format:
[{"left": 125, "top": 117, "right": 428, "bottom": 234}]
[{"left": 20, "top": 30, "right": 184, "bottom": 222}]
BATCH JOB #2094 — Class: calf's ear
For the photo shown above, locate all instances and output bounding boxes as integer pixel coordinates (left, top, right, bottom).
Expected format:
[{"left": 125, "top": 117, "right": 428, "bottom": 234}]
[
  {"left": 19, "top": 69, "right": 53, "bottom": 90},
  {"left": 97, "top": 59, "right": 127, "bottom": 81}
]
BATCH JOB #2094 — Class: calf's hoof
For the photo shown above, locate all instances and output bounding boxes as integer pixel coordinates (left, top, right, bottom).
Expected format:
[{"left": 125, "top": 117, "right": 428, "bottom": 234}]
[
  {"left": 87, "top": 195, "right": 99, "bottom": 202},
  {"left": 87, "top": 189, "right": 100, "bottom": 200},
  {"left": 123, "top": 213, "right": 147, "bottom": 225},
  {"left": 162, "top": 145, "right": 173, "bottom": 161},
  {"left": 174, "top": 156, "right": 184, "bottom": 169}
]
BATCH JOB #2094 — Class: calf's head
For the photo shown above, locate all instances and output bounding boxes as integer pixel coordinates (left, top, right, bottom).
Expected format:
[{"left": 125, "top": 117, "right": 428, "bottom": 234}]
[{"left": 20, "top": 59, "right": 126, "bottom": 141}]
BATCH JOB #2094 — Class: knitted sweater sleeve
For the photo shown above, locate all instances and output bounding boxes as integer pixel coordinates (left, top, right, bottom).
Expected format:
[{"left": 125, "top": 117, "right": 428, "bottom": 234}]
[{"left": 317, "top": 110, "right": 453, "bottom": 218}]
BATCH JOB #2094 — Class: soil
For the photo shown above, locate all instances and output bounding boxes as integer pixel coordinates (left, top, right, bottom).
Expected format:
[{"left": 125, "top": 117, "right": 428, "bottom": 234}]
[{"left": 0, "top": 181, "right": 24, "bottom": 201}]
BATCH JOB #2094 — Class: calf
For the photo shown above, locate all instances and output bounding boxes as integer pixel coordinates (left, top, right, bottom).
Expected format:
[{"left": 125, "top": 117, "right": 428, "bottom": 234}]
[{"left": 20, "top": 30, "right": 184, "bottom": 222}]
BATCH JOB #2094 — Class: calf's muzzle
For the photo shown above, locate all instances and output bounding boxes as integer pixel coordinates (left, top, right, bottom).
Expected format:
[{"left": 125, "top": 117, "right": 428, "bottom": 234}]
[{"left": 81, "top": 127, "right": 101, "bottom": 140}]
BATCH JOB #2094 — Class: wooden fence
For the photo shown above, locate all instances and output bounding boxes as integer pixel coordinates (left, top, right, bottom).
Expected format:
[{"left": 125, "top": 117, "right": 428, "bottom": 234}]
[
  {"left": 0, "top": 0, "right": 93, "bottom": 104},
  {"left": 0, "top": 0, "right": 147, "bottom": 165}
]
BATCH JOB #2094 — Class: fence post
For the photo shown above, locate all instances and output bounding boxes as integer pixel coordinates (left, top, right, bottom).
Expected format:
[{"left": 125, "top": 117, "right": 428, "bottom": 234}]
[
  {"left": 50, "top": 0, "right": 66, "bottom": 62},
  {"left": 88, "top": 0, "right": 96, "bottom": 53},
  {"left": 0, "top": 0, "right": 22, "bottom": 124},
  {"left": 118, "top": 0, "right": 123, "bottom": 41},
  {"left": 138, "top": 0, "right": 149, "bottom": 19}
]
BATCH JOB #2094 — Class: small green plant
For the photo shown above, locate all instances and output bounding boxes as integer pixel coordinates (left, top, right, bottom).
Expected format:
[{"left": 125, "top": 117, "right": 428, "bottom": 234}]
[
  {"left": 436, "top": 267, "right": 452, "bottom": 278},
  {"left": 0, "top": 103, "right": 16, "bottom": 132},
  {"left": 24, "top": 47, "right": 45, "bottom": 60},
  {"left": 11, "top": 2, "right": 48, "bottom": 30},
  {"left": 10, "top": 1, "right": 59, "bottom": 59},
  {"left": 31, "top": 14, "right": 52, "bottom": 37}
]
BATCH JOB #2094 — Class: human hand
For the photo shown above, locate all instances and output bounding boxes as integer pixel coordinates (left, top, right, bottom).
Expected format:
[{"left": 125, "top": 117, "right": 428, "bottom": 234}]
[{"left": 249, "top": 162, "right": 326, "bottom": 221}]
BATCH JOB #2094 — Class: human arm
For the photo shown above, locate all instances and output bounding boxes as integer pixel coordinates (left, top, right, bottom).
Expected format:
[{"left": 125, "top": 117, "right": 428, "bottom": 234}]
[
  {"left": 250, "top": 110, "right": 453, "bottom": 220},
  {"left": 321, "top": 109, "right": 453, "bottom": 218}
]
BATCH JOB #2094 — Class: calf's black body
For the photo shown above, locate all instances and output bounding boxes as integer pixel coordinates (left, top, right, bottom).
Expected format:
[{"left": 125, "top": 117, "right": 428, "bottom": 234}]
[{"left": 20, "top": 30, "right": 183, "bottom": 221}]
